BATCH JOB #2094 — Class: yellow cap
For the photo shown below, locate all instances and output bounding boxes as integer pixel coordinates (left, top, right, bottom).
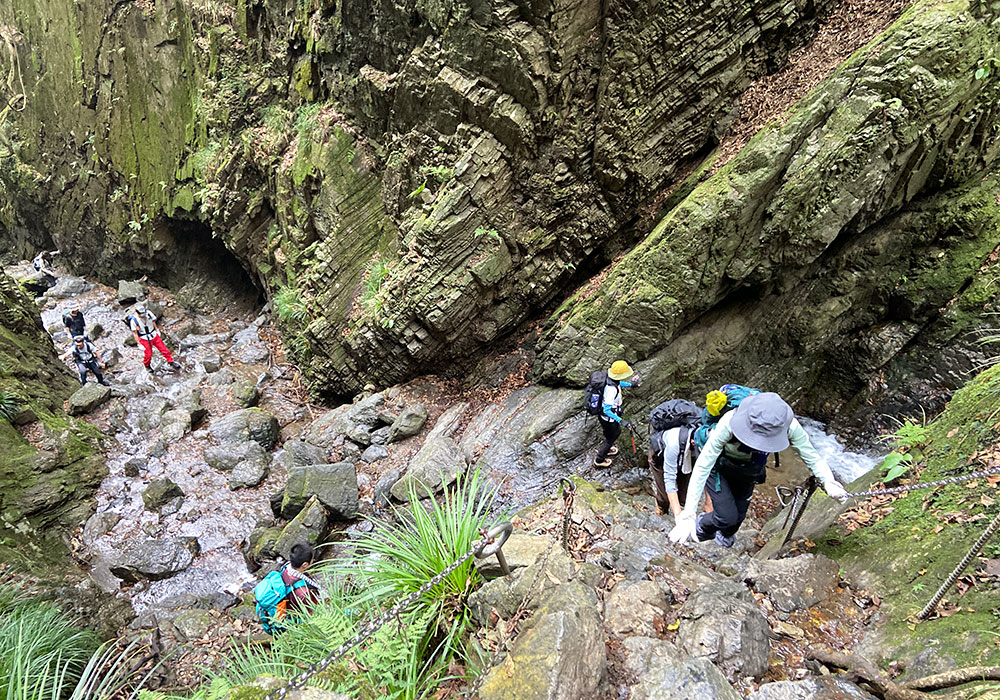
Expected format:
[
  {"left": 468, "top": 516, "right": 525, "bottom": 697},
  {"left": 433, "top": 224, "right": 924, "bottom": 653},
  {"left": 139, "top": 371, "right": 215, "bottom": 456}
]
[
  {"left": 608, "top": 360, "right": 633, "bottom": 381},
  {"left": 706, "top": 390, "right": 728, "bottom": 416}
]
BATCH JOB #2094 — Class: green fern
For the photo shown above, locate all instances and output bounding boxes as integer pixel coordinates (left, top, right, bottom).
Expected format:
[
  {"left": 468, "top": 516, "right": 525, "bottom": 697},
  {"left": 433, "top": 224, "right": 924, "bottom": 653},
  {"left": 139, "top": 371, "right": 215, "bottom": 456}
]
[{"left": 0, "top": 391, "right": 19, "bottom": 423}]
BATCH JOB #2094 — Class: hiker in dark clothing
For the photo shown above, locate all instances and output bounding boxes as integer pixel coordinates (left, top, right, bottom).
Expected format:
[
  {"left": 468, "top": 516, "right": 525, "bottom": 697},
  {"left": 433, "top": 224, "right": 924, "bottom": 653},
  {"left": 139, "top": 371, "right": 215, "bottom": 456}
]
[
  {"left": 594, "top": 360, "right": 639, "bottom": 467},
  {"left": 71, "top": 336, "right": 110, "bottom": 386},
  {"left": 63, "top": 306, "right": 86, "bottom": 337}
]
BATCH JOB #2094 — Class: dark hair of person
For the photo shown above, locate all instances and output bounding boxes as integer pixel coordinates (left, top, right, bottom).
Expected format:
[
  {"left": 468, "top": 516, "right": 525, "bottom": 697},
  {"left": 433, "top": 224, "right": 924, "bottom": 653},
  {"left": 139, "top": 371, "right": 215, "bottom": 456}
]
[{"left": 289, "top": 542, "right": 315, "bottom": 568}]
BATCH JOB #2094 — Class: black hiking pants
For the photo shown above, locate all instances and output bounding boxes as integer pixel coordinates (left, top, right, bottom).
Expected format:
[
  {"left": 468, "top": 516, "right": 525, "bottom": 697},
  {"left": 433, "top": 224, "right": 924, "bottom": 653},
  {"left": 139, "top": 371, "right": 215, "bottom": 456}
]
[
  {"left": 77, "top": 360, "right": 104, "bottom": 385},
  {"left": 596, "top": 418, "right": 621, "bottom": 460},
  {"left": 697, "top": 468, "right": 756, "bottom": 540}
]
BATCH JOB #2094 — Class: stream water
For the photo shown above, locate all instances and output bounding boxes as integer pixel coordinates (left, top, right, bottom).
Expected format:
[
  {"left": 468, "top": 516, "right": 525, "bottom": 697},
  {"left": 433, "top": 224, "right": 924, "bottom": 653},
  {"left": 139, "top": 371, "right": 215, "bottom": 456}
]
[{"left": 23, "top": 267, "right": 884, "bottom": 619}]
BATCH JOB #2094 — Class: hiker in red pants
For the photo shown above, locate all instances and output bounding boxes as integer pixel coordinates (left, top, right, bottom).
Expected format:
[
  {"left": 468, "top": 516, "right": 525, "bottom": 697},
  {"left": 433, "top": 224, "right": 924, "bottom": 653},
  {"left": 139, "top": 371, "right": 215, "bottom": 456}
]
[{"left": 129, "top": 303, "right": 180, "bottom": 373}]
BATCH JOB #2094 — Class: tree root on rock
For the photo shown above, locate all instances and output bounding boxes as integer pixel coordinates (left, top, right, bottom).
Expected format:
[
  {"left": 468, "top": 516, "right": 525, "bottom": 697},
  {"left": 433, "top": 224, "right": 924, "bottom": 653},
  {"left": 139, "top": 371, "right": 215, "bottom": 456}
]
[{"left": 806, "top": 646, "right": 1000, "bottom": 700}]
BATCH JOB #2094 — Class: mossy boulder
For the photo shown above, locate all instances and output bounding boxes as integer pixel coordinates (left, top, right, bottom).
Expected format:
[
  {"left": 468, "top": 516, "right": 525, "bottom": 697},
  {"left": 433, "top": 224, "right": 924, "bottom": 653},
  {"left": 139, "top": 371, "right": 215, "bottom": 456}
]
[
  {"left": 209, "top": 408, "right": 279, "bottom": 449},
  {"left": 142, "top": 478, "right": 184, "bottom": 512}
]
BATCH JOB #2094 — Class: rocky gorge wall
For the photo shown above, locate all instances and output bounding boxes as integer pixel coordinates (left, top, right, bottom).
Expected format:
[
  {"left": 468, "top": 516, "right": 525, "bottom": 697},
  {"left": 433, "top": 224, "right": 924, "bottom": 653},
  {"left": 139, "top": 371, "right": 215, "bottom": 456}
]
[
  {"left": 537, "top": 0, "right": 1000, "bottom": 424},
  {"left": 0, "top": 270, "right": 105, "bottom": 569},
  {"left": 0, "top": 0, "right": 834, "bottom": 398}
]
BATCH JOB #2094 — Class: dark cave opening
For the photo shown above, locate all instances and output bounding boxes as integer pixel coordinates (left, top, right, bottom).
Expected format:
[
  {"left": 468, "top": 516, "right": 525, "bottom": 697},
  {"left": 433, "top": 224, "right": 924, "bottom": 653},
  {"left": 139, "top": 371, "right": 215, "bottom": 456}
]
[{"left": 149, "top": 218, "right": 264, "bottom": 317}]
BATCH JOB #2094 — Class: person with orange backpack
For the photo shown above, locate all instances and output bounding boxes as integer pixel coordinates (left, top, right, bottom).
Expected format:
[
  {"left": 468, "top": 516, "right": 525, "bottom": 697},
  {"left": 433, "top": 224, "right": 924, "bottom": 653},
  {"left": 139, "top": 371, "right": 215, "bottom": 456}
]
[{"left": 254, "top": 543, "right": 321, "bottom": 634}]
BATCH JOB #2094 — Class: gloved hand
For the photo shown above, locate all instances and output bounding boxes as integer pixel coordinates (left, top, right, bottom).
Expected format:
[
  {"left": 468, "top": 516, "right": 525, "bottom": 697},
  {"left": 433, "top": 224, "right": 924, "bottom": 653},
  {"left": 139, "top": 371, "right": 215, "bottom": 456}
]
[
  {"left": 669, "top": 511, "right": 698, "bottom": 543},
  {"left": 621, "top": 419, "right": 633, "bottom": 429},
  {"left": 823, "top": 479, "right": 849, "bottom": 503}
]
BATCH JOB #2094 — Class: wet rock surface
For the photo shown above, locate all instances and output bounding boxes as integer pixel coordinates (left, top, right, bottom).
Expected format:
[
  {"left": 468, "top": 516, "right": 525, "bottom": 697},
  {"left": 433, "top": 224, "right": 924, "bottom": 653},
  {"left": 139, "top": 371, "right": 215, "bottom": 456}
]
[
  {"left": 109, "top": 537, "right": 201, "bottom": 582},
  {"left": 280, "top": 463, "right": 359, "bottom": 520},
  {"left": 745, "top": 553, "right": 840, "bottom": 612},
  {"left": 68, "top": 382, "right": 112, "bottom": 415}
]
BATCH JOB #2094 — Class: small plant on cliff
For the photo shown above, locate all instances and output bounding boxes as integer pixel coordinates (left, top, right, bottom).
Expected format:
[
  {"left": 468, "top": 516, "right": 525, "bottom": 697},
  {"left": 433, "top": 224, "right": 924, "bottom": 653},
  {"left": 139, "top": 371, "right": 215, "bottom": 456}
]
[
  {"left": 0, "top": 390, "right": 19, "bottom": 423},
  {"left": 418, "top": 164, "right": 454, "bottom": 184},
  {"left": 474, "top": 227, "right": 501, "bottom": 243},
  {"left": 273, "top": 285, "right": 309, "bottom": 324}
]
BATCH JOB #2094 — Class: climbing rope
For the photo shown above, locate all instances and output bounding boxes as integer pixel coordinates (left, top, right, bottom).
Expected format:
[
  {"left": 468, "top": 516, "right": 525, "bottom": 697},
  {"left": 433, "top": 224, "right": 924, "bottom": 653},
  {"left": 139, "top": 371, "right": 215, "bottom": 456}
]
[
  {"left": 559, "top": 477, "right": 575, "bottom": 550},
  {"left": 261, "top": 522, "right": 512, "bottom": 700},
  {"left": 917, "top": 507, "right": 1000, "bottom": 620}
]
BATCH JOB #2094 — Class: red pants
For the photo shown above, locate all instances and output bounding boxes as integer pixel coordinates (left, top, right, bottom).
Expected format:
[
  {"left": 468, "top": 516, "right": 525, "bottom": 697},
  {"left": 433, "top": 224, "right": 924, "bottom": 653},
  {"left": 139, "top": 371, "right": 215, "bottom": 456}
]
[{"left": 139, "top": 335, "right": 174, "bottom": 366}]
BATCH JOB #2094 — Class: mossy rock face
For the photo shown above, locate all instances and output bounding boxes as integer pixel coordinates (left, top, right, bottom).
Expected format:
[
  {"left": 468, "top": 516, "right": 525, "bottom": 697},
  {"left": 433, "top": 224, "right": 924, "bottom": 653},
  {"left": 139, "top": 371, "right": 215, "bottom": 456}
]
[
  {"left": 536, "top": 0, "right": 1000, "bottom": 419},
  {"left": 0, "top": 271, "right": 105, "bottom": 572},
  {"left": 816, "top": 363, "right": 1000, "bottom": 677},
  {"left": 0, "top": 0, "right": 837, "bottom": 397}
]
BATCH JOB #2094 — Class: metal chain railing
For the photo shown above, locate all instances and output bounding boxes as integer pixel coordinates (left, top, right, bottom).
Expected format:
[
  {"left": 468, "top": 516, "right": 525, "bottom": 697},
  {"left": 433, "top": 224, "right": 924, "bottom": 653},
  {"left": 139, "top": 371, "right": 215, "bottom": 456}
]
[
  {"left": 559, "top": 477, "right": 575, "bottom": 550},
  {"left": 843, "top": 466, "right": 1000, "bottom": 499},
  {"left": 262, "top": 522, "right": 511, "bottom": 700},
  {"left": 917, "top": 507, "right": 1000, "bottom": 620}
]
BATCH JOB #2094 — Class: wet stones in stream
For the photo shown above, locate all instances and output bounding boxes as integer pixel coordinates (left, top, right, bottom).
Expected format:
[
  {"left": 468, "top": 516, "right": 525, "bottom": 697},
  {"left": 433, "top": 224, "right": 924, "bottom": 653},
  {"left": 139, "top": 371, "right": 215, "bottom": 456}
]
[
  {"left": 208, "top": 407, "right": 279, "bottom": 449},
  {"left": 623, "top": 637, "right": 742, "bottom": 700},
  {"left": 143, "top": 479, "right": 184, "bottom": 512},
  {"left": 744, "top": 553, "right": 840, "bottom": 613},
  {"left": 109, "top": 536, "right": 201, "bottom": 582},
  {"left": 746, "top": 678, "right": 879, "bottom": 700}
]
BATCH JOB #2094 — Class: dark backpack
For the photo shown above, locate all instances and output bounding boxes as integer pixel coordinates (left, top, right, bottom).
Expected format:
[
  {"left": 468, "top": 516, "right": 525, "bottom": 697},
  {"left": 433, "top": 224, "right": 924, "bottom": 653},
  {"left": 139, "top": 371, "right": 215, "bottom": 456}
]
[
  {"left": 649, "top": 399, "right": 701, "bottom": 433},
  {"left": 583, "top": 370, "right": 608, "bottom": 416}
]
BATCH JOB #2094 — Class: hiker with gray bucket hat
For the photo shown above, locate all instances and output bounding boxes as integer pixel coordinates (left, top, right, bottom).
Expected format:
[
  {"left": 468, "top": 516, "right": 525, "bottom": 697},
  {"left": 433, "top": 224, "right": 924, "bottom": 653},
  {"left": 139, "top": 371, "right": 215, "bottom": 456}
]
[{"left": 669, "top": 392, "right": 849, "bottom": 547}]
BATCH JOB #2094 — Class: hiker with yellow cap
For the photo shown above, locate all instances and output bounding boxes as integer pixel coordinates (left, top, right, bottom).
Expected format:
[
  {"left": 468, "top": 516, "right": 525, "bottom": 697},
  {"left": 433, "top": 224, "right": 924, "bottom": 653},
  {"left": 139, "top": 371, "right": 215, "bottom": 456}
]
[
  {"left": 669, "top": 392, "right": 849, "bottom": 547},
  {"left": 586, "top": 360, "right": 639, "bottom": 467}
]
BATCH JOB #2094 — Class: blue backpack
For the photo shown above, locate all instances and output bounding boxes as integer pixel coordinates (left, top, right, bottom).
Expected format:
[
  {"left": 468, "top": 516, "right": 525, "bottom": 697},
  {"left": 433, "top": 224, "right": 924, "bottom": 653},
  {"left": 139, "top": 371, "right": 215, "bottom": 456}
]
[
  {"left": 254, "top": 566, "right": 307, "bottom": 635},
  {"left": 693, "top": 384, "right": 760, "bottom": 450}
]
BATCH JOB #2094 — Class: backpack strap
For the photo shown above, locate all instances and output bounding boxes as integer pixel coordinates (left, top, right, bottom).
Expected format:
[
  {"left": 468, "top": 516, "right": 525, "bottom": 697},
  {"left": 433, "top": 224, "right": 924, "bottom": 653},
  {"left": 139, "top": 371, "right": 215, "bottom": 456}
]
[{"left": 676, "top": 425, "right": 691, "bottom": 475}]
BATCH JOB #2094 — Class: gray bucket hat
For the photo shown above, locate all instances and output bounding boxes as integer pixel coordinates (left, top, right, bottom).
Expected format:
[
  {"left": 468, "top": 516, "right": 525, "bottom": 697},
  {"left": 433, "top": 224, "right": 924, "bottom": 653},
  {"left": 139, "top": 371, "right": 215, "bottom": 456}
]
[{"left": 730, "top": 392, "right": 793, "bottom": 452}]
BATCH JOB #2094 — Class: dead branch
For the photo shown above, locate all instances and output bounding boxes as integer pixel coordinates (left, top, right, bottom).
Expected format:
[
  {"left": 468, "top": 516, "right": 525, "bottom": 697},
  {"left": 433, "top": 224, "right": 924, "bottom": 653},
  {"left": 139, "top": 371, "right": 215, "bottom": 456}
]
[{"left": 804, "top": 647, "right": 998, "bottom": 700}]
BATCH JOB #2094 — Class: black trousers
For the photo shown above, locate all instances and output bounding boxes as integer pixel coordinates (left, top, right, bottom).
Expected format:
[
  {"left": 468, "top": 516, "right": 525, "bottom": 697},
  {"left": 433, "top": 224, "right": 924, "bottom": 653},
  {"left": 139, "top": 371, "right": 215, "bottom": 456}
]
[
  {"left": 596, "top": 418, "right": 621, "bottom": 460},
  {"left": 697, "top": 468, "right": 756, "bottom": 540},
  {"left": 76, "top": 360, "right": 104, "bottom": 385}
]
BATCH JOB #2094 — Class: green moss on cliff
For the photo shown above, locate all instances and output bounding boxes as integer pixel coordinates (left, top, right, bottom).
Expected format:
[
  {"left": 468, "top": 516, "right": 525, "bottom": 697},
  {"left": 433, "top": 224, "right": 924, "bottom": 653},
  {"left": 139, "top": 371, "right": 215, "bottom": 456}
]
[{"left": 817, "top": 364, "right": 1000, "bottom": 674}]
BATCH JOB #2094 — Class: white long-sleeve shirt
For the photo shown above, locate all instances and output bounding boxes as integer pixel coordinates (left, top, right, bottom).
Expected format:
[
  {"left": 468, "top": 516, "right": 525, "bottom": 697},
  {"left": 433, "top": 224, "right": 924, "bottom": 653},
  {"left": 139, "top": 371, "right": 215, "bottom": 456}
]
[{"left": 681, "top": 411, "right": 836, "bottom": 518}]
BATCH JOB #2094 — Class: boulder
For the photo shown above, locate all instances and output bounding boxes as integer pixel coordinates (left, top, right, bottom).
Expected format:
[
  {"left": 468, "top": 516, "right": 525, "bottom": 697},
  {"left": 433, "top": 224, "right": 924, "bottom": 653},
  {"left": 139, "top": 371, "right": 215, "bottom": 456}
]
[
  {"left": 373, "top": 466, "right": 404, "bottom": 507},
  {"left": 370, "top": 425, "right": 392, "bottom": 445},
  {"left": 45, "top": 276, "right": 91, "bottom": 298},
  {"left": 229, "top": 457, "right": 269, "bottom": 490},
  {"left": 82, "top": 511, "right": 121, "bottom": 544},
  {"left": 170, "top": 609, "right": 213, "bottom": 643},
  {"left": 748, "top": 679, "right": 878, "bottom": 700},
  {"left": 122, "top": 456, "right": 146, "bottom": 477},
  {"left": 745, "top": 554, "right": 840, "bottom": 612},
  {"left": 131, "top": 395, "right": 171, "bottom": 431},
  {"left": 274, "top": 440, "right": 327, "bottom": 471},
  {"left": 360, "top": 444, "right": 389, "bottom": 463},
  {"left": 142, "top": 479, "right": 184, "bottom": 512},
  {"left": 205, "top": 441, "right": 267, "bottom": 471},
  {"left": 87, "top": 322, "right": 104, "bottom": 340},
  {"left": 349, "top": 392, "right": 384, "bottom": 428},
  {"left": 274, "top": 496, "right": 330, "bottom": 559},
  {"left": 604, "top": 580, "right": 674, "bottom": 638},
  {"left": 388, "top": 404, "right": 428, "bottom": 442},
  {"left": 110, "top": 537, "right": 200, "bottom": 582},
  {"left": 623, "top": 637, "right": 741, "bottom": 700},
  {"left": 346, "top": 423, "right": 372, "bottom": 446},
  {"left": 230, "top": 378, "right": 260, "bottom": 407},
  {"left": 475, "top": 532, "right": 554, "bottom": 578},
  {"left": 117, "top": 280, "right": 146, "bottom": 304},
  {"left": 102, "top": 346, "right": 121, "bottom": 368},
  {"left": 160, "top": 408, "right": 193, "bottom": 443},
  {"left": 68, "top": 383, "right": 112, "bottom": 415},
  {"left": 209, "top": 408, "right": 279, "bottom": 449},
  {"left": 676, "top": 579, "right": 771, "bottom": 678},
  {"left": 478, "top": 581, "right": 605, "bottom": 700},
  {"left": 202, "top": 353, "right": 222, "bottom": 373},
  {"left": 17, "top": 269, "right": 55, "bottom": 293},
  {"left": 389, "top": 436, "right": 464, "bottom": 501},
  {"left": 281, "top": 463, "right": 358, "bottom": 520}
]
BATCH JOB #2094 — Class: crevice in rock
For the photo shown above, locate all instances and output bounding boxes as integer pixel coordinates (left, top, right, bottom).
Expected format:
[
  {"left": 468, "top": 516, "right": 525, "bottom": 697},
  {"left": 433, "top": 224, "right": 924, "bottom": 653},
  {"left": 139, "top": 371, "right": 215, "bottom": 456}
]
[{"left": 146, "top": 218, "right": 264, "bottom": 316}]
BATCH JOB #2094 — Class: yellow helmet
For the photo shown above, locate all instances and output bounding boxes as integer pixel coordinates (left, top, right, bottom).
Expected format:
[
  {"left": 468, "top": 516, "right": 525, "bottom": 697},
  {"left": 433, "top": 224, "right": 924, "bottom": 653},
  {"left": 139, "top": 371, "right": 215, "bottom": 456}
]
[
  {"left": 608, "top": 360, "right": 633, "bottom": 381},
  {"left": 706, "top": 390, "right": 728, "bottom": 416}
]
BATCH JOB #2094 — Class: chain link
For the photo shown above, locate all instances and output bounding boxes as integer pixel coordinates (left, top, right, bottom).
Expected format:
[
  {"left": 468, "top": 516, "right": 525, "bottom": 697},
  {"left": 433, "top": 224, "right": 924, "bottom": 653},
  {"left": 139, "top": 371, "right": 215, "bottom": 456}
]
[{"left": 845, "top": 466, "right": 1000, "bottom": 499}]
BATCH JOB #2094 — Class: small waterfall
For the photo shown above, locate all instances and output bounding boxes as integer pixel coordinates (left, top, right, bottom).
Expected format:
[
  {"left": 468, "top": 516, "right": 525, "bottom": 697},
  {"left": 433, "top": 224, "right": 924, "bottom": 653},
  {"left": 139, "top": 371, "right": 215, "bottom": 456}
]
[{"left": 798, "top": 417, "right": 882, "bottom": 484}]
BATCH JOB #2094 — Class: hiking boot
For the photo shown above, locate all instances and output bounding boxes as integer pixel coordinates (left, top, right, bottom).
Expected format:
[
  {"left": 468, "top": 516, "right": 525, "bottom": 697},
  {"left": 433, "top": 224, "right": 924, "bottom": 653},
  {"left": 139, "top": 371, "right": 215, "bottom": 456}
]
[
  {"left": 714, "top": 531, "right": 735, "bottom": 548},
  {"left": 145, "top": 365, "right": 154, "bottom": 373},
  {"left": 99, "top": 379, "right": 111, "bottom": 386},
  {"left": 695, "top": 513, "right": 712, "bottom": 542},
  {"left": 607, "top": 445, "right": 619, "bottom": 457},
  {"left": 593, "top": 457, "right": 613, "bottom": 468},
  {"left": 169, "top": 361, "right": 181, "bottom": 370}
]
